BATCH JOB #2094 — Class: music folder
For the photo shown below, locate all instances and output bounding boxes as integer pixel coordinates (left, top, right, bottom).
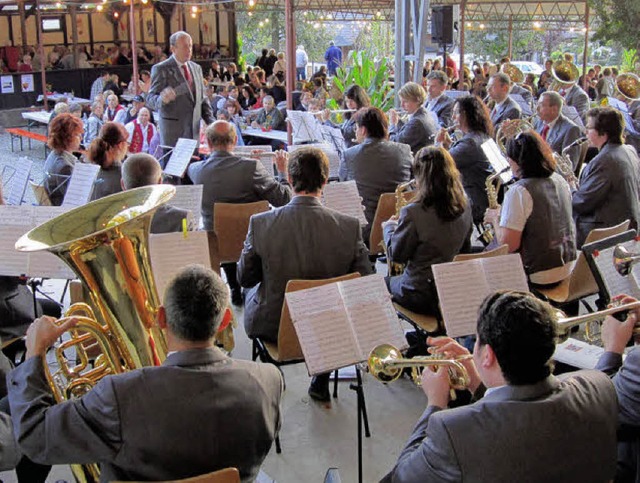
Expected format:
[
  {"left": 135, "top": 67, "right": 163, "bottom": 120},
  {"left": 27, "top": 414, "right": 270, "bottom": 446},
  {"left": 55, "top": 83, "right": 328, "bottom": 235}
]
[
  {"left": 322, "top": 180, "right": 367, "bottom": 226},
  {"left": 286, "top": 274, "right": 407, "bottom": 376},
  {"left": 481, "top": 139, "right": 512, "bottom": 183},
  {"left": 164, "top": 138, "right": 199, "bottom": 178}
]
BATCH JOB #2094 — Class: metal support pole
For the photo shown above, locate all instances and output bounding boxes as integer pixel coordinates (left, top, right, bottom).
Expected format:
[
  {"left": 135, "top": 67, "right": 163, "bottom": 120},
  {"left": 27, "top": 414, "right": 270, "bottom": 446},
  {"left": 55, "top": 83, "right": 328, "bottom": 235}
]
[
  {"left": 582, "top": 3, "right": 590, "bottom": 91},
  {"left": 35, "top": 0, "right": 48, "bottom": 110},
  {"left": 507, "top": 16, "right": 513, "bottom": 59},
  {"left": 284, "top": 0, "right": 296, "bottom": 146},
  {"left": 459, "top": 1, "right": 466, "bottom": 87},
  {"left": 130, "top": 0, "right": 139, "bottom": 94},
  {"left": 18, "top": 0, "right": 27, "bottom": 52},
  {"left": 70, "top": 6, "right": 79, "bottom": 69}
]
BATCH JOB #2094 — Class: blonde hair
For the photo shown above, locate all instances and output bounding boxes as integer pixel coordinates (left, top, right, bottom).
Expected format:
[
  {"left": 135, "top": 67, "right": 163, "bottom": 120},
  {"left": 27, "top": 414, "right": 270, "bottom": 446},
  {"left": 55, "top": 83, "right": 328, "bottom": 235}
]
[{"left": 398, "top": 82, "right": 426, "bottom": 104}]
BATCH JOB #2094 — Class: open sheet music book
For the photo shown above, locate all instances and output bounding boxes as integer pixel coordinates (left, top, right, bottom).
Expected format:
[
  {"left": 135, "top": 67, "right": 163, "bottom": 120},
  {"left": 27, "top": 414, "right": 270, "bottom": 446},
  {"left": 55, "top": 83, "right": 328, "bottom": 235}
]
[
  {"left": 286, "top": 274, "right": 407, "bottom": 376},
  {"left": 0, "top": 205, "right": 75, "bottom": 279},
  {"left": 149, "top": 230, "right": 211, "bottom": 301},
  {"left": 170, "top": 185, "right": 201, "bottom": 230},
  {"left": 286, "top": 110, "right": 324, "bottom": 144},
  {"left": 446, "top": 90, "right": 471, "bottom": 99},
  {"left": 62, "top": 163, "right": 101, "bottom": 208},
  {"left": 164, "top": 138, "right": 199, "bottom": 178},
  {"left": 433, "top": 254, "right": 529, "bottom": 337},
  {"left": 481, "top": 139, "right": 512, "bottom": 183},
  {"left": 233, "top": 147, "right": 276, "bottom": 177},
  {"left": 322, "top": 181, "right": 367, "bottom": 225}
]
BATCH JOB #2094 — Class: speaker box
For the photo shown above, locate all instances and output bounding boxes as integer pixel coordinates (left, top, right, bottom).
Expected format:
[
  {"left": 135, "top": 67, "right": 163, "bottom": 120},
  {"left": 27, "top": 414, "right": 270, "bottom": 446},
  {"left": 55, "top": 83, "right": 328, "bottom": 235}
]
[{"left": 431, "top": 6, "right": 454, "bottom": 45}]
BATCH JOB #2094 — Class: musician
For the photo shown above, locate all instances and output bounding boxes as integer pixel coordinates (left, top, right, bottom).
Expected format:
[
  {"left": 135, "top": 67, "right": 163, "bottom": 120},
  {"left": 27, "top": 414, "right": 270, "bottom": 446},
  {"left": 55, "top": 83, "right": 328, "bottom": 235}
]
[
  {"left": 8, "top": 265, "right": 283, "bottom": 483},
  {"left": 384, "top": 290, "right": 618, "bottom": 483},
  {"left": 572, "top": 107, "right": 640, "bottom": 247},
  {"left": 389, "top": 82, "right": 438, "bottom": 154},
  {"left": 534, "top": 91, "right": 583, "bottom": 170},
  {"left": 560, "top": 81, "right": 590, "bottom": 123},
  {"left": 323, "top": 84, "right": 370, "bottom": 150},
  {"left": 424, "top": 71, "right": 455, "bottom": 128},
  {"left": 383, "top": 147, "right": 472, "bottom": 316},
  {"left": 436, "top": 95, "right": 493, "bottom": 226},
  {"left": 487, "top": 73, "right": 522, "bottom": 126},
  {"left": 238, "top": 147, "right": 372, "bottom": 401},
  {"left": 188, "top": 121, "right": 291, "bottom": 305},
  {"left": 0, "top": 342, "right": 19, "bottom": 474},
  {"left": 340, "top": 107, "right": 413, "bottom": 243},
  {"left": 88, "top": 122, "right": 127, "bottom": 201}
]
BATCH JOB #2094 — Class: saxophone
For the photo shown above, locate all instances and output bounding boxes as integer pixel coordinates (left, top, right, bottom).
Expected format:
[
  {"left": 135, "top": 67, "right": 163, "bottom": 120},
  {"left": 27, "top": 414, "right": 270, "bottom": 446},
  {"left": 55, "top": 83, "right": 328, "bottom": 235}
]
[{"left": 478, "top": 170, "right": 506, "bottom": 246}]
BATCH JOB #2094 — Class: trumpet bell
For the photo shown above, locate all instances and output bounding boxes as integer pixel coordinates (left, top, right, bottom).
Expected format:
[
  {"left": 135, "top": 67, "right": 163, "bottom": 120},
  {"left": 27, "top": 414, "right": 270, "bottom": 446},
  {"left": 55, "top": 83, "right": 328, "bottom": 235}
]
[
  {"left": 616, "top": 73, "right": 640, "bottom": 102},
  {"left": 368, "top": 343, "right": 403, "bottom": 382}
]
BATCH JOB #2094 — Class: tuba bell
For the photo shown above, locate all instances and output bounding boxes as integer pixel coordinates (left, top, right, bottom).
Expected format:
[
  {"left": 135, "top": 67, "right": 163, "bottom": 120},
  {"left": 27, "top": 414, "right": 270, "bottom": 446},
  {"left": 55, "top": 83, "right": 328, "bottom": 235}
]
[
  {"left": 615, "top": 73, "right": 640, "bottom": 102},
  {"left": 501, "top": 63, "right": 525, "bottom": 85},
  {"left": 550, "top": 60, "right": 580, "bottom": 91},
  {"left": 15, "top": 185, "right": 176, "bottom": 483}
]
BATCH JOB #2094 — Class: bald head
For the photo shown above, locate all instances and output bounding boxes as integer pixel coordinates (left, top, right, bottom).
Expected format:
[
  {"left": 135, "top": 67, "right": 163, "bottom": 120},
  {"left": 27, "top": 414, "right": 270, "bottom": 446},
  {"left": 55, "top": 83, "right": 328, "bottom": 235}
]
[
  {"left": 206, "top": 120, "right": 237, "bottom": 150},
  {"left": 122, "top": 153, "right": 162, "bottom": 189}
]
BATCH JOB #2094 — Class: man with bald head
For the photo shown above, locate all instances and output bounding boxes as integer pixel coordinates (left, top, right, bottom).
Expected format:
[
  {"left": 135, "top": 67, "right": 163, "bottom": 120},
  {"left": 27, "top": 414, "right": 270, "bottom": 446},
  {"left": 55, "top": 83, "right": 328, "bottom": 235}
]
[{"left": 187, "top": 120, "right": 291, "bottom": 304}]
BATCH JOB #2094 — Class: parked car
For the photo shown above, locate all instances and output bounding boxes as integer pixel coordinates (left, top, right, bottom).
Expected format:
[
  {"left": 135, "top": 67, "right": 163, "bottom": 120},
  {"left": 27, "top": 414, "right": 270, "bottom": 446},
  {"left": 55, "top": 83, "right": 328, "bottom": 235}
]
[{"left": 510, "top": 61, "right": 544, "bottom": 76}]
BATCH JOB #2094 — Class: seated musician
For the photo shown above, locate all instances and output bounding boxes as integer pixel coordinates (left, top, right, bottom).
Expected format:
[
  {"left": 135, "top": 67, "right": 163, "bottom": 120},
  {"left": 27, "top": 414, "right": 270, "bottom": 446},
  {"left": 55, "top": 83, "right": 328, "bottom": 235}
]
[
  {"left": 424, "top": 71, "right": 455, "bottom": 128},
  {"left": 384, "top": 290, "right": 618, "bottom": 483},
  {"left": 43, "top": 113, "right": 84, "bottom": 206},
  {"left": 484, "top": 131, "right": 576, "bottom": 286},
  {"left": 596, "top": 295, "right": 640, "bottom": 482},
  {"left": 8, "top": 265, "right": 283, "bottom": 483},
  {"left": 88, "top": 122, "right": 127, "bottom": 201},
  {"left": 383, "top": 147, "right": 472, "bottom": 316},
  {"left": 436, "top": 95, "right": 493, "bottom": 227},
  {"left": 238, "top": 147, "right": 372, "bottom": 401},
  {"left": 572, "top": 107, "right": 640, "bottom": 247},
  {"left": 487, "top": 72, "right": 522, "bottom": 127},
  {"left": 121, "top": 153, "right": 191, "bottom": 234},
  {"left": 389, "top": 82, "right": 438, "bottom": 154}
]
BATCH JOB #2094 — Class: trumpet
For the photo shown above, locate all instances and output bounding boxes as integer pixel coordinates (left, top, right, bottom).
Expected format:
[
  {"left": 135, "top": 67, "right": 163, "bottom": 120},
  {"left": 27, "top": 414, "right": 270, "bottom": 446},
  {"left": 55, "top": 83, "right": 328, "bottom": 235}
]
[
  {"left": 368, "top": 343, "right": 472, "bottom": 399},
  {"left": 556, "top": 301, "right": 640, "bottom": 343},
  {"left": 613, "top": 245, "right": 640, "bottom": 276}
]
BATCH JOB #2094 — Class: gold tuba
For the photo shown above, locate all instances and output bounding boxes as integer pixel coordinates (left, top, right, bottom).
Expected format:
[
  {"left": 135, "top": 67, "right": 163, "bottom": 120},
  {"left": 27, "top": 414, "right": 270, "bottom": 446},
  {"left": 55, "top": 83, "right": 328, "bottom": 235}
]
[
  {"left": 550, "top": 60, "right": 579, "bottom": 91},
  {"left": 501, "top": 63, "right": 525, "bottom": 85},
  {"left": 15, "top": 185, "right": 176, "bottom": 483},
  {"left": 615, "top": 73, "right": 640, "bottom": 102}
]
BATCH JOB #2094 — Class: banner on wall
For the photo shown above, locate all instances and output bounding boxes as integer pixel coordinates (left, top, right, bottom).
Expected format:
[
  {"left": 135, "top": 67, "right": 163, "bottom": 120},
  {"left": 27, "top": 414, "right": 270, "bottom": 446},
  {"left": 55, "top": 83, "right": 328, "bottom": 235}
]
[
  {"left": 21, "top": 74, "right": 34, "bottom": 93},
  {"left": 1, "top": 76, "right": 14, "bottom": 94}
]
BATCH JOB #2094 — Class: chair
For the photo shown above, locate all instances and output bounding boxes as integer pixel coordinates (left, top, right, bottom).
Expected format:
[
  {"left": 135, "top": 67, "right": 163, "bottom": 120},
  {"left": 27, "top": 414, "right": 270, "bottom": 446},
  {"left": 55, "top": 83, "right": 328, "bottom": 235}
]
[
  {"left": 29, "top": 181, "right": 52, "bottom": 206},
  {"left": 112, "top": 467, "right": 240, "bottom": 483},
  {"left": 535, "top": 220, "right": 631, "bottom": 310},
  {"left": 453, "top": 244, "right": 509, "bottom": 261},
  {"left": 369, "top": 191, "right": 413, "bottom": 255},
  {"left": 213, "top": 201, "right": 270, "bottom": 263},
  {"left": 574, "top": 139, "right": 590, "bottom": 178}
]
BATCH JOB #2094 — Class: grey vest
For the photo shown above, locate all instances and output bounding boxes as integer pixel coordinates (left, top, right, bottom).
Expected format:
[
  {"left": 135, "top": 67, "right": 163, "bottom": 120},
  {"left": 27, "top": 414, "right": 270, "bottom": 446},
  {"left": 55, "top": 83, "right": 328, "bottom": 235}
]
[{"left": 518, "top": 173, "right": 577, "bottom": 276}]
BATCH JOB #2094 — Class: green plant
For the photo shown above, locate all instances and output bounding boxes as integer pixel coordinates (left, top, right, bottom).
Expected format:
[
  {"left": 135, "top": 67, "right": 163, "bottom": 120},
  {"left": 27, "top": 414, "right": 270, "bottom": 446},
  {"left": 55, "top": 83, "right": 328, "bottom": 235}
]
[
  {"left": 621, "top": 48, "right": 638, "bottom": 72},
  {"left": 236, "top": 34, "right": 247, "bottom": 73},
  {"left": 331, "top": 50, "right": 395, "bottom": 111}
]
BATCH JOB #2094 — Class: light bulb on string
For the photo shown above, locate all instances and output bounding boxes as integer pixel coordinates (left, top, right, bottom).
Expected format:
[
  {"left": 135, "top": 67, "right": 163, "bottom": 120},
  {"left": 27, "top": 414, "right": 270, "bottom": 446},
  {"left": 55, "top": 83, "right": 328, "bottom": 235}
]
[
  {"left": 97, "top": 4, "right": 103, "bottom": 11},
  {"left": 114, "top": 11, "right": 119, "bottom": 18}
]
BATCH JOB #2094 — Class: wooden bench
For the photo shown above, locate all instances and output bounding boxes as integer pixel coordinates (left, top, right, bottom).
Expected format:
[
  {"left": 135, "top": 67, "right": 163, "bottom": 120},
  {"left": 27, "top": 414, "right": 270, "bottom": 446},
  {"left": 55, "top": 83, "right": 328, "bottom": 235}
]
[{"left": 6, "top": 128, "right": 48, "bottom": 154}]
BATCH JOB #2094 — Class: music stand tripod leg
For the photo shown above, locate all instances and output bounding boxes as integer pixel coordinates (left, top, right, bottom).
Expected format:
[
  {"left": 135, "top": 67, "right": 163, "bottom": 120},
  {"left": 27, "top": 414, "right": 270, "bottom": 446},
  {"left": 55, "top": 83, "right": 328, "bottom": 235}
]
[{"left": 349, "top": 366, "right": 372, "bottom": 483}]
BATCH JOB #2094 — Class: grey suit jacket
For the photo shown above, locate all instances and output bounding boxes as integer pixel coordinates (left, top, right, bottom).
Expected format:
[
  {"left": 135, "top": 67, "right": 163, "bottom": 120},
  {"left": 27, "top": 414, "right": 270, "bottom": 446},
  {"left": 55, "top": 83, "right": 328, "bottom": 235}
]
[
  {"left": 388, "top": 372, "right": 618, "bottom": 483},
  {"left": 597, "top": 348, "right": 640, "bottom": 483},
  {"left": 490, "top": 95, "right": 522, "bottom": 126},
  {"left": 8, "top": 348, "right": 283, "bottom": 483},
  {"left": 238, "top": 196, "right": 373, "bottom": 341},
  {"left": 188, "top": 150, "right": 292, "bottom": 230},
  {"left": 91, "top": 165, "right": 123, "bottom": 201},
  {"left": 390, "top": 106, "right": 438, "bottom": 154},
  {"left": 43, "top": 150, "right": 76, "bottom": 206},
  {"left": 150, "top": 204, "right": 190, "bottom": 234},
  {"left": 0, "top": 343, "right": 19, "bottom": 471},
  {"left": 340, "top": 137, "right": 413, "bottom": 241},
  {"left": 572, "top": 142, "right": 640, "bottom": 247},
  {"left": 535, "top": 114, "right": 583, "bottom": 169},
  {"left": 564, "top": 85, "right": 590, "bottom": 122},
  {"left": 426, "top": 95, "right": 455, "bottom": 128},
  {"left": 146, "top": 55, "right": 214, "bottom": 147}
]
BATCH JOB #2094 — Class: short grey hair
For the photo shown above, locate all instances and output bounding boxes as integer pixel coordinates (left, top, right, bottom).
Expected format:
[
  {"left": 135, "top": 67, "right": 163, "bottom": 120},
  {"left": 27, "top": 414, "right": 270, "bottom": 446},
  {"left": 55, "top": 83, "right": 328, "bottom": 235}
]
[
  {"left": 398, "top": 82, "right": 427, "bottom": 105},
  {"left": 427, "top": 70, "right": 448, "bottom": 85},
  {"left": 540, "top": 91, "right": 564, "bottom": 109},
  {"left": 121, "top": 153, "right": 162, "bottom": 189},
  {"left": 491, "top": 72, "right": 512, "bottom": 87},
  {"left": 164, "top": 264, "right": 229, "bottom": 341},
  {"left": 263, "top": 95, "right": 275, "bottom": 104},
  {"left": 170, "top": 31, "right": 191, "bottom": 47}
]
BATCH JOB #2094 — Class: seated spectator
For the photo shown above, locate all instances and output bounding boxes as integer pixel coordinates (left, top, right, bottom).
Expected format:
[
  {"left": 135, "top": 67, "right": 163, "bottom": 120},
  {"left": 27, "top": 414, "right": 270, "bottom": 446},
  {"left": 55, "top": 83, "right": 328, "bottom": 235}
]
[
  {"left": 48, "top": 101, "right": 69, "bottom": 125},
  {"left": 17, "top": 55, "right": 33, "bottom": 72},
  {"left": 267, "top": 75, "right": 286, "bottom": 105},
  {"left": 123, "top": 95, "right": 153, "bottom": 125},
  {"left": 125, "top": 108, "right": 157, "bottom": 154},
  {"left": 252, "top": 95, "right": 285, "bottom": 131},
  {"left": 88, "top": 122, "right": 127, "bottom": 200},
  {"left": 103, "top": 94, "right": 126, "bottom": 124},
  {"left": 103, "top": 74, "right": 123, "bottom": 97},
  {"left": 43, "top": 114, "right": 84, "bottom": 205},
  {"left": 68, "top": 103, "right": 83, "bottom": 119},
  {"left": 240, "top": 85, "right": 257, "bottom": 110},
  {"left": 84, "top": 101, "right": 104, "bottom": 146}
]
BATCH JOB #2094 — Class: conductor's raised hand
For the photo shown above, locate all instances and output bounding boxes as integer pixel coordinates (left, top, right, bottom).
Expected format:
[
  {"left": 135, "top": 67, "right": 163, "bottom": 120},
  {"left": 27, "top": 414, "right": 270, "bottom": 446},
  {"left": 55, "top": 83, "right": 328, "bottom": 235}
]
[
  {"left": 26, "top": 316, "right": 78, "bottom": 359},
  {"left": 160, "top": 87, "right": 177, "bottom": 104}
]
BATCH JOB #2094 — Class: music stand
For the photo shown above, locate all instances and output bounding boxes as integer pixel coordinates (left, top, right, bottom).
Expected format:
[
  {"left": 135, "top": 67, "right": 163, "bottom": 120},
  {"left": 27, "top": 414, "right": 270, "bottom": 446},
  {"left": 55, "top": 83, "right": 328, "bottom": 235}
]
[
  {"left": 287, "top": 110, "right": 324, "bottom": 144},
  {"left": 510, "top": 94, "right": 533, "bottom": 117}
]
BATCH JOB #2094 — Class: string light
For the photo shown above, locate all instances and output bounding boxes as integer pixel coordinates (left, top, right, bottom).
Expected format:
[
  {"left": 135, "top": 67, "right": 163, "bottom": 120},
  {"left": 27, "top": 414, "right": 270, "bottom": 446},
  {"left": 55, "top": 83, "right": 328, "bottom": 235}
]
[
  {"left": 248, "top": 0, "right": 255, "bottom": 7},
  {"left": 55, "top": 1, "right": 61, "bottom": 6},
  {"left": 264, "top": 17, "right": 269, "bottom": 23},
  {"left": 113, "top": 11, "right": 119, "bottom": 17},
  {"left": 96, "top": 4, "right": 103, "bottom": 11}
]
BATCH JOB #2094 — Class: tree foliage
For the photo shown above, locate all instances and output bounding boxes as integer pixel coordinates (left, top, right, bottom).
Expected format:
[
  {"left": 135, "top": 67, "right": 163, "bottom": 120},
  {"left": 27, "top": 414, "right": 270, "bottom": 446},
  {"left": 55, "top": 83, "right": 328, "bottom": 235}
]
[{"left": 591, "top": 0, "right": 640, "bottom": 53}]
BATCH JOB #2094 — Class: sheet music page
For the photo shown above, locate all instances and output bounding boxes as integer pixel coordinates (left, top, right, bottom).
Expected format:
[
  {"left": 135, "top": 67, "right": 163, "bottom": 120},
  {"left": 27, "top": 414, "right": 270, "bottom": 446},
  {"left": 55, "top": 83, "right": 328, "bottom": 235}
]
[
  {"left": 286, "top": 284, "right": 361, "bottom": 375},
  {"left": 27, "top": 206, "right": 75, "bottom": 279},
  {"left": 164, "top": 138, "right": 198, "bottom": 178},
  {"left": 289, "top": 143, "right": 341, "bottom": 179},
  {"left": 433, "top": 260, "right": 491, "bottom": 337},
  {"left": 286, "top": 110, "right": 324, "bottom": 143},
  {"left": 6, "top": 158, "right": 33, "bottom": 205},
  {"left": 481, "top": 254, "right": 529, "bottom": 293},
  {"left": 561, "top": 106, "right": 585, "bottom": 129},
  {"left": 554, "top": 338, "right": 605, "bottom": 370},
  {"left": 170, "top": 185, "right": 201, "bottom": 230},
  {"left": 481, "top": 139, "right": 512, "bottom": 183},
  {"left": 624, "top": 112, "right": 640, "bottom": 136},
  {"left": 62, "top": 163, "right": 101, "bottom": 208},
  {"left": 607, "top": 97, "right": 628, "bottom": 113},
  {"left": 322, "top": 181, "right": 367, "bottom": 225},
  {"left": 593, "top": 241, "right": 640, "bottom": 300},
  {"left": 426, "top": 110, "right": 440, "bottom": 128},
  {"left": 0, "top": 206, "right": 32, "bottom": 276},
  {"left": 149, "top": 231, "right": 211, "bottom": 301},
  {"left": 320, "top": 124, "right": 346, "bottom": 155},
  {"left": 339, "top": 274, "right": 407, "bottom": 359},
  {"left": 510, "top": 94, "right": 533, "bottom": 117},
  {"left": 233, "top": 145, "right": 273, "bottom": 154},
  {"left": 446, "top": 90, "right": 470, "bottom": 99}
]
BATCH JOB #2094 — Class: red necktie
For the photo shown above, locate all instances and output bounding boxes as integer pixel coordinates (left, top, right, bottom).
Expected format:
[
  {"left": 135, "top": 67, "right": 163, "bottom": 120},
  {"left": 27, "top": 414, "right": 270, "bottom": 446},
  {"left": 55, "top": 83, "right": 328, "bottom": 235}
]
[
  {"left": 541, "top": 124, "right": 550, "bottom": 141},
  {"left": 182, "top": 64, "right": 193, "bottom": 91}
]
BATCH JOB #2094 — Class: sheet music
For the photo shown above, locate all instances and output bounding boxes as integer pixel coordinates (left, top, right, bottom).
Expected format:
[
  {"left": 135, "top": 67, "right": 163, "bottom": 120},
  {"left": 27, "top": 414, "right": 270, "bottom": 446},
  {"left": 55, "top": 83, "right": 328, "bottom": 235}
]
[
  {"left": 562, "top": 105, "right": 585, "bottom": 129},
  {"left": 554, "top": 338, "right": 605, "bottom": 370},
  {"left": 164, "top": 138, "right": 198, "bottom": 178},
  {"left": 510, "top": 94, "right": 533, "bottom": 117},
  {"left": 339, "top": 275, "right": 407, "bottom": 358},
  {"left": 169, "top": 185, "right": 201, "bottom": 230},
  {"left": 233, "top": 145, "right": 273, "bottom": 154},
  {"left": 149, "top": 231, "right": 211, "bottom": 301},
  {"left": 607, "top": 96, "right": 628, "bottom": 113},
  {"left": 592, "top": 241, "right": 640, "bottom": 300},
  {"left": 482, "top": 254, "right": 529, "bottom": 293},
  {"left": 481, "top": 139, "right": 512, "bottom": 183},
  {"left": 322, "top": 181, "right": 367, "bottom": 225},
  {"left": 28, "top": 206, "right": 75, "bottom": 279},
  {"left": 320, "top": 124, "right": 346, "bottom": 155},
  {"left": 233, "top": 147, "right": 275, "bottom": 177},
  {"left": 445, "top": 90, "right": 470, "bottom": 99},
  {"left": 6, "top": 158, "right": 33, "bottom": 205},
  {"left": 433, "top": 260, "right": 491, "bottom": 337},
  {"left": 286, "top": 283, "right": 361, "bottom": 375},
  {"left": 289, "top": 143, "right": 340, "bottom": 179},
  {"left": 624, "top": 112, "right": 640, "bottom": 136},
  {"left": 287, "top": 110, "right": 324, "bottom": 143},
  {"left": 426, "top": 110, "right": 440, "bottom": 128},
  {"left": 62, "top": 163, "right": 101, "bottom": 208}
]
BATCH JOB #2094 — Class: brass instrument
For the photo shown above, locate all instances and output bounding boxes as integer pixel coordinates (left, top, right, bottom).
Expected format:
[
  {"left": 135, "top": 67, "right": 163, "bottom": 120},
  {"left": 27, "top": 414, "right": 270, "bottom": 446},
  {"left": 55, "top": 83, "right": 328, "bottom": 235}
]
[
  {"left": 613, "top": 245, "right": 640, "bottom": 276},
  {"left": 615, "top": 73, "right": 640, "bottom": 102},
  {"left": 368, "top": 343, "right": 472, "bottom": 399},
  {"left": 495, "top": 118, "right": 534, "bottom": 153},
  {"left": 553, "top": 152, "right": 578, "bottom": 187},
  {"left": 478, "top": 169, "right": 507, "bottom": 246},
  {"left": 385, "top": 180, "right": 415, "bottom": 276},
  {"left": 15, "top": 185, "right": 176, "bottom": 483},
  {"left": 550, "top": 60, "right": 580, "bottom": 91},
  {"left": 556, "top": 301, "right": 640, "bottom": 343},
  {"left": 501, "top": 63, "right": 525, "bottom": 85}
]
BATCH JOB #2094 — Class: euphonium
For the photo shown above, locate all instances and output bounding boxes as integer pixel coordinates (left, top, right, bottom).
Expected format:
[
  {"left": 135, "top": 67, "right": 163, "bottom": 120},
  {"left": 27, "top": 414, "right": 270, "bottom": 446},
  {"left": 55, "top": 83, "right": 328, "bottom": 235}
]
[
  {"left": 550, "top": 60, "right": 580, "bottom": 91},
  {"left": 15, "top": 185, "right": 175, "bottom": 483},
  {"left": 501, "top": 63, "right": 525, "bottom": 85},
  {"left": 555, "top": 301, "right": 640, "bottom": 343},
  {"left": 495, "top": 118, "right": 534, "bottom": 153}
]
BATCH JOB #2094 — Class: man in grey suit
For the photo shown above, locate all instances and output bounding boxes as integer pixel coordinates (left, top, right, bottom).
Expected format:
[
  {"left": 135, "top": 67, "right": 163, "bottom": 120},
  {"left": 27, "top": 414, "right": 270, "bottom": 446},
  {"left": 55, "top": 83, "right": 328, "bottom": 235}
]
[
  {"left": 121, "top": 153, "right": 192, "bottom": 234},
  {"left": 9, "top": 265, "right": 283, "bottom": 483},
  {"left": 389, "top": 82, "right": 438, "bottom": 153},
  {"left": 487, "top": 72, "right": 522, "bottom": 127},
  {"left": 562, "top": 82, "right": 591, "bottom": 123},
  {"left": 188, "top": 121, "right": 291, "bottom": 304},
  {"left": 573, "top": 107, "right": 640, "bottom": 247},
  {"left": 238, "top": 147, "right": 372, "bottom": 400},
  {"left": 534, "top": 91, "right": 583, "bottom": 170},
  {"left": 146, "top": 31, "right": 214, "bottom": 149},
  {"left": 341, "top": 107, "right": 413, "bottom": 244},
  {"left": 385, "top": 290, "right": 618, "bottom": 483},
  {"left": 425, "top": 71, "right": 455, "bottom": 128}
]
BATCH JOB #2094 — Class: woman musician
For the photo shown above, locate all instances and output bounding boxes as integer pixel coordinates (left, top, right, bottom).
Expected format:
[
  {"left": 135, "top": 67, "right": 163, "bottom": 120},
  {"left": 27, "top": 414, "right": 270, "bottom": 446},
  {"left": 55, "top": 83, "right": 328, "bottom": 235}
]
[
  {"left": 321, "top": 84, "right": 370, "bottom": 149},
  {"left": 484, "top": 131, "right": 576, "bottom": 286}
]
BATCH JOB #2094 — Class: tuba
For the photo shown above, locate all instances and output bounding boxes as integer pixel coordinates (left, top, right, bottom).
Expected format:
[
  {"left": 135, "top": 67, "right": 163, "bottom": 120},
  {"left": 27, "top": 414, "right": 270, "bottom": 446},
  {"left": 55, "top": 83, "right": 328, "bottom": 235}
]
[
  {"left": 550, "top": 60, "right": 579, "bottom": 92},
  {"left": 501, "top": 63, "right": 525, "bottom": 85},
  {"left": 15, "top": 185, "right": 176, "bottom": 483},
  {"left": 615, "top": 73, "right": 640, "bottom": 102}
]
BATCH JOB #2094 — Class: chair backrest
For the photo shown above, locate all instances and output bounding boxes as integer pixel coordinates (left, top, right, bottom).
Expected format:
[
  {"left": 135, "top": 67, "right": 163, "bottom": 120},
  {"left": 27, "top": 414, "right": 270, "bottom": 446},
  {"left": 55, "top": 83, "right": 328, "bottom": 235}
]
[
  {"left": 213, "top": 201, "right": 270, "bottom": 263},
  {"left": 29, "top": 181, "right": 52, "bottom": 206},
  {"left": 453, "top": 244, "right": 509, "bottom": 261},
  {"left": 112, "top": 467, "right": 240, "bottom": 483},
  {"left": 277, "top": 272, "right": 361, "bottom": 362},
  {"left": 369, "top": 191, "right": 413, "bottom": 254}
]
